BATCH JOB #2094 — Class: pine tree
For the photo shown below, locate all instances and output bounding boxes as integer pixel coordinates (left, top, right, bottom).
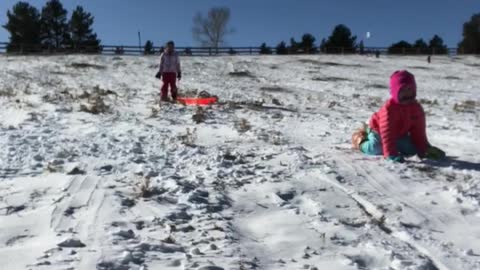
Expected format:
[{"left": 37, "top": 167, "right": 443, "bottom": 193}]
[
  {"left": 300, "top": 33, "right": 316, "bottom": 54},
  {"left": 320, "top": 38, "right": 327, "bottom": 53},
  {"left": 289, "top": 37, "right": 300, "bottom": 53},
  {"left": 458, "top": 13, "right": 480, "bottom": 54},
  {"left": 259, "top": 43, "right": 272, "bottom": 54},
  {"left": 3, "top": 2, "right": 41, "bottom": 53},
  {"left": 428, "top": 35, "right": 447, "bottom": 54},
  {"left": 69, "top": 6, "right": 100, "bottom": 52},
  {"left": 388, "top": 40, "right": 412, "bottom": 54},
  {"left": 413, "top": 39, "right": 429, "bottom": 54},
  {"left": 276, "top": 41, "right": 288, "bottom": 55},
  {"left": 359, "top": 40, "right": 365, "bottom": 55},
  {"left": 324, "top": 24, "right": 357, "bottom": 53},
  {"left": 40, "top": 0, "right": 70, "bottom": 49}
]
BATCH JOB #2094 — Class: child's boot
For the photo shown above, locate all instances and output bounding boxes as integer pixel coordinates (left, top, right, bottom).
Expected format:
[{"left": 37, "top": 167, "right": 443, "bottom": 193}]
[
  {"left": 425, "top": 145, "right": 446, "bottom": 160},
  {"left": 160, "top": 95, "right": 169, "bottom": 102}
]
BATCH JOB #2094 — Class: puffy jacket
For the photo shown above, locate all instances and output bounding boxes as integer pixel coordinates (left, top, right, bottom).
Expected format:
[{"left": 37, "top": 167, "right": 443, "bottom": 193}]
[
  {"left": 159, "top": 51, "right": 181, "bottom": 74},
  {"left": 369, "top": 99, "right": 428, "bottom": 158}
]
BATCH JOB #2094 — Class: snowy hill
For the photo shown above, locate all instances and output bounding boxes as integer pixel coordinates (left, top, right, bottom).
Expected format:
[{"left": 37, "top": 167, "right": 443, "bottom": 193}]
[{"left": 0, "top": 54, "right": 479, "bottom": 270}]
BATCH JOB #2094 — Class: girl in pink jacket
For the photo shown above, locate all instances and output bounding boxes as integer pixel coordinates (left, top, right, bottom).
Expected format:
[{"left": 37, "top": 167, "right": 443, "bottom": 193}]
[
  {"left": 352, "top": 70, "right": 445, "bottom": 162},
  {"left": 156, "top": 41, "right": 182, "bottom": 101}
]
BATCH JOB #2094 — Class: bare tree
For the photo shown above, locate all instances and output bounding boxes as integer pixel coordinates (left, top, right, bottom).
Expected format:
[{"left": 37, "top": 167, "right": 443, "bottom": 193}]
[{"left": 192, "top": 7, "right": 233, "bottom": 50}]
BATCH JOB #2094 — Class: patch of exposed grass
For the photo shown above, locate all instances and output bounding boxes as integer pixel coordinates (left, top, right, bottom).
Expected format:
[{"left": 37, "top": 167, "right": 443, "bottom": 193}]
[
  {"left": 260, "top": 86, "right": 290, "bottom": 93},
  {"left": 298, "top": 59, "right": 322, "bottom": 65},
  {"left": 418, "top": 98, "right": 439, "bottom": 106},
  {"left": 42, "top": 88, "right": 75, "bottom": 104},
  {"left": 79, "top": 94, "right": 110, "bottom": 114},
  {"left": 69, "top": 62, "right": 107, "bottom": 70},
  {"left": 192, "top": 107, "right": 207, "bottom": 124},
  {"left": 368, "top": 96, "right": 384, "bottom": 108},
  {"left": 228, "top": 71, "right": 255, "bottom": 78},
  {"left": 444, "top": 76, "right": 461, "bottom": 80},
  {"left": 178, "top": 128, "right": 197, "bottom": 147},
  {"left": 366, "top": 84, "right": 387, "bottom": 89},
  {"left": 407, "top": 66, "right": 431, "bottom": 70},
  {"left": 312, "top": 76, "right": 350, "bottom": 82},
  {"left": 235, "top": 118, "right": 251, "bottom": 133},
  {"left": 298, "top": 59, "right": 363, "bottom": 68},
  {"left": 0, "top": 86, "right": 15, "bottom": 97},
  {"left": 453, "top": 100, "right": 477, "bottom": 113},
  {"left": 321, "top": 61, "right": 363, "bottom": 67}
]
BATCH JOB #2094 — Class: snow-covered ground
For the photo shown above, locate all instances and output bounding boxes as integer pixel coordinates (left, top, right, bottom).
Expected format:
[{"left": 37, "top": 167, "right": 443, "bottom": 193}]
[{"left": 0, "top": 54, "right": 479, "bottom": 270}]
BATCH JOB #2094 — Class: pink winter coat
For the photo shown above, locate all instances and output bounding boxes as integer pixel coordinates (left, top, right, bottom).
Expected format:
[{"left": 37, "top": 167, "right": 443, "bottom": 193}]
[{"left": 369, "top": 70, "right": 429, "bottom": 158}]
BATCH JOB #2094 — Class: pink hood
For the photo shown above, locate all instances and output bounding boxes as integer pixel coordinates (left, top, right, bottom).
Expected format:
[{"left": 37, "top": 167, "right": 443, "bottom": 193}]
[{"left": 389, "top": 70, "right": 416, "bottom": 104}]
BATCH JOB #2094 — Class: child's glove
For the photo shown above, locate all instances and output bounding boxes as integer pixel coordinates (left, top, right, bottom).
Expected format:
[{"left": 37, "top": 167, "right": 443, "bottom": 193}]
[
  {"left": 155, "top": 71, "right": 161, "bottom": 79},
  {"left": 425, "top": 146, "right": 446, "bottom": 160},
  {"left": 177, "top": 72, "right": 182, "bottom": 80},
  {"left": 387, "top": 156, "right": 405, "bottom": 163}
]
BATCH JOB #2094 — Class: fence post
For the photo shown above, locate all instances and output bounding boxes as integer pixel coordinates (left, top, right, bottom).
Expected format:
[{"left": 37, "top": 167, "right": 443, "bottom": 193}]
[
  {"left": 341, "top": 47, "right": 344, "bottom": 55},
  {"left": 432, "top": 48, "right": 436, "bottom": 55}
]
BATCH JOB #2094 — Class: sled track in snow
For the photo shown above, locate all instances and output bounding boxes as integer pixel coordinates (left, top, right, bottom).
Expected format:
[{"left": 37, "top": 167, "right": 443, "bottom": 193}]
[{"left": 314, "top": 169, "right": 449, "bottom": 270}]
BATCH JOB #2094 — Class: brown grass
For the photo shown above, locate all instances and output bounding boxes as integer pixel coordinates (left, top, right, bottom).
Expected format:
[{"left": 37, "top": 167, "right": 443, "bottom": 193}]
[{"left": 235, "top": 118, "right": 252, "bottom": 133}]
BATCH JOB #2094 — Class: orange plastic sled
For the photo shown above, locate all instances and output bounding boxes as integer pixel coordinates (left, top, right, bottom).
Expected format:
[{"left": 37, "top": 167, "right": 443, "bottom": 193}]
[{"left": 177, "top": 96, "right": 218, "bottom": 106}]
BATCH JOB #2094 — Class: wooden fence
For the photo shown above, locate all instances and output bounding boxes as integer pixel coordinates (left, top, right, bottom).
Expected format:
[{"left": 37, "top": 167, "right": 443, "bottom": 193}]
[{"left": 0, "top": 42, "right": 465, "bottom": 56}]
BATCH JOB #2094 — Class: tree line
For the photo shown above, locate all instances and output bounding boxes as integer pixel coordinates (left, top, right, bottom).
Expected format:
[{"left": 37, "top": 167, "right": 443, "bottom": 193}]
[
  {"left": 3, "top": 0, "right": 100, "bottom": 53},
  {"left": 3, "top": 3, "right": 480, "bottom": 55},
  {"left": 193, "top": 8, "right": 480, "bottom": 55}
]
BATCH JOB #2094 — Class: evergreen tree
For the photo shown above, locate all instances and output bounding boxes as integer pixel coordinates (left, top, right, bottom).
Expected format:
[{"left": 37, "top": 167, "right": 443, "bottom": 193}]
[
  {"left": 289, "top": 37, "right": 300, "bottom": 53},
  {"left": 359, "top": 40, "right": 365, "bottom": 55},
  {"left": 276, "top": 41, "right": 288, "bottom": 55},
  {"left": 3, "top": 2, "right": 41, "bottom": 53},
  {"left": 413, "top": 39, "right": 429, "bottom": 54},
  {"left": 300, "top": 33, "right": 316, "bottom": 53},
  {"left": 388, "top": 40, "right": 412, "bottom": 54},
  {"left": 40, "top": 0, "right": 70, "bottom": 49},
  {"left": 458, "top": 13, "right": 480, "bottom": 54},
  {"left": 428, "top": 35, "right": 447, "bottom": 54},
  {"left": 324, "top": 24, "right": 357, "bottom": 53},
  {"left": 69, "top": 6, "right": 100, "bottom": 52},
  {"left": 319, "top": 38, "right": 327, "bottom": 53},
  {"left": 259, "top": 43, "right": 272, "bottom": 54}
]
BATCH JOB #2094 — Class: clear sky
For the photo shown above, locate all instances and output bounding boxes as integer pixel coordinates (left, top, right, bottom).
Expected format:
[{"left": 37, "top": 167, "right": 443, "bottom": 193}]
[{"left": 1, "top": 0, "right": 479, "bottom": 48}]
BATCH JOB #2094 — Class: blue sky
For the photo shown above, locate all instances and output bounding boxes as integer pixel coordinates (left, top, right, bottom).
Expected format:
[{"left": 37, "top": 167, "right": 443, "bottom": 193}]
[{"left": 1, "top": 0, "right": 479, "bottom": 47}]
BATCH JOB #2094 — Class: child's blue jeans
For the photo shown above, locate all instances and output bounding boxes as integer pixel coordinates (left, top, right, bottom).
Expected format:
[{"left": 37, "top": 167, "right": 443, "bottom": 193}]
[{"left": 360, "top": 128, "right": 417, "bottom": 157}]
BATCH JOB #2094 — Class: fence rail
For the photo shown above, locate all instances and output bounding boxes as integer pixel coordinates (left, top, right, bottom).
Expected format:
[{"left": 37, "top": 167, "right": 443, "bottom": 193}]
[{"left": 0, "top": 42, "right": 469, "bottom": 56}]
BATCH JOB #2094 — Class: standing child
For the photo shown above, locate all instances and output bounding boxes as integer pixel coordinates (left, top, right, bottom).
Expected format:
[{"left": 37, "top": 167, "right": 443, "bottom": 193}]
[
  {"left": 156, "top": 41, "right": 182, "bottom": 101},
  {"left": 352, "top": 70, "right": 445, "bottom": 162}
]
